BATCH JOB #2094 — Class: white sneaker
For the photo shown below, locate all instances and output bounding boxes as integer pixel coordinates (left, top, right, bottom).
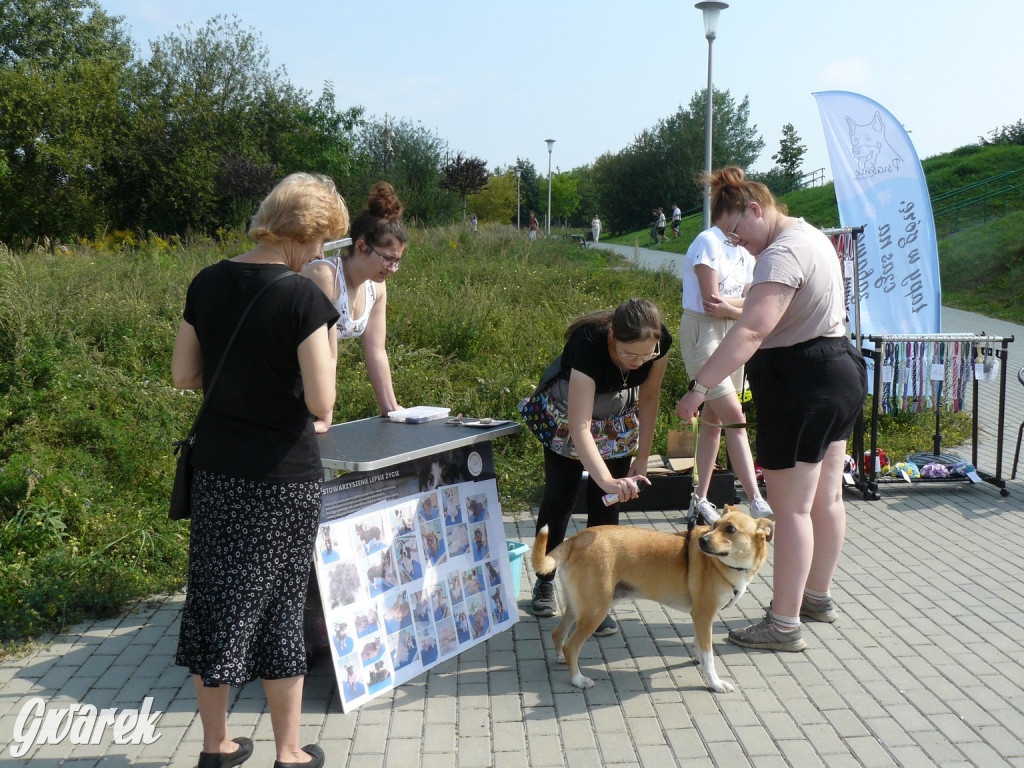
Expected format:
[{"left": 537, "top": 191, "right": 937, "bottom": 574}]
[
  {"left": 749, "top": 496, "right": 774, "bottom": 520},
  {"left": 691, "top": 496, "right": 720, "bottom": 524}
]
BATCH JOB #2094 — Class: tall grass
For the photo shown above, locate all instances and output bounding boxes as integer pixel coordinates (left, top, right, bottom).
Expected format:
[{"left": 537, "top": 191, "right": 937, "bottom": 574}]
[{"left": 0, "top": 228, "right": 968, "bottom": 645}]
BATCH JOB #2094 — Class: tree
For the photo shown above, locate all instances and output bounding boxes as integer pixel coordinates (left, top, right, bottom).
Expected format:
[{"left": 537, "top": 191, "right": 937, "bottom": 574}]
[
  {"left": 549, "top": 173, "right": 580, "bottom": 228},
  {"left": 0, "top": 0, "right": 134, "bottom": 241},
  {"left": 568, "top": 165, "right": 598, "bottom": 227},
  {"left": 440, "top": 151, "right": 488, "bottom": 225},
  {"left": 348, "top": 115, "right": 457, "bottom": 225},
  {"left": 980, "top": 119, "right": 1024, "bottom": 146},
  {"left": 112, "top": 15, "right": 309, "bottom": 233},
  {"left": 591, "top": 88, "right": 764, "bottom": 233},
  {"left": 466, "top": 171, "right": 517, "bottom": 224},
  {"left": 771, "top": 122, "right": 807, "bottom": 186},
  {"left": 512, "top": 157, "right": 540, "bottom": 225},
  {"left": 274, "top": 81, "right": 362, "bottom": 186}
]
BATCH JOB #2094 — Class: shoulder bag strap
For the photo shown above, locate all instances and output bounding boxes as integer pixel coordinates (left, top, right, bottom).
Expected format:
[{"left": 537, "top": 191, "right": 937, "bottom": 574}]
[{"left": 178, "top": 269, "right": 295, "bottom": 448}]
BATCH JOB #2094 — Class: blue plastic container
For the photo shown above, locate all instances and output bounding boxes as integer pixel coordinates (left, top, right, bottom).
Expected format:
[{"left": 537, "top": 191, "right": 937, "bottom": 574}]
[{"left": 506, "top": 540, "right": 530, "bottom": 597}]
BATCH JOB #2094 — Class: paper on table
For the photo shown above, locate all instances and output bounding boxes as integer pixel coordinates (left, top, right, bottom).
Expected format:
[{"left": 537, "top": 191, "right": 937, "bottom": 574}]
[{"left": 387, "top": 406, "right": 451, "bottom": 424}]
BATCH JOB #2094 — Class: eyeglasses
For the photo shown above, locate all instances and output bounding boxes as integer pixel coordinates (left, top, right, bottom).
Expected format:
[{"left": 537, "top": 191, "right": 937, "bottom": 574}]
[
  {"left": 615, "top": 340, "right": 660, "bottom": 363},
  {"left": 724, "top": 208, "right": 746, "bottom": 247},
  {"left": 366, "top": 243, "right": 403, "bottom": 271}
]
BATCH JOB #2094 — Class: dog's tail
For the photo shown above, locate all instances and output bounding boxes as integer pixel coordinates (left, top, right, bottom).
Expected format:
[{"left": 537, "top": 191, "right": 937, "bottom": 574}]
[{"left": 531, "top": 525, "right": 566, "bottom": 576}]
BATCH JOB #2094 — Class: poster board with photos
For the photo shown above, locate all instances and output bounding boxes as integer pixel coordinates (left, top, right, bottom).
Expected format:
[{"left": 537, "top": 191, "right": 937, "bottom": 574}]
[{"left": 313, "top": 441, "right": 517, "bottom": 712}]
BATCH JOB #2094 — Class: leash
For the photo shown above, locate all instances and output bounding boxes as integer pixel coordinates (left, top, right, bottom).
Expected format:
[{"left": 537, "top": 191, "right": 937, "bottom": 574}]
[{"left": 685, "top": 413, "right": 756, "bottom": 531}]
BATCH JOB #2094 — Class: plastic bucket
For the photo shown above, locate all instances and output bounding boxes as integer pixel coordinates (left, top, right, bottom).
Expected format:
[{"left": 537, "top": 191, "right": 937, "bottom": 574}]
[{"left": 506, "top": 540, "right": 530, "bottom": 597}]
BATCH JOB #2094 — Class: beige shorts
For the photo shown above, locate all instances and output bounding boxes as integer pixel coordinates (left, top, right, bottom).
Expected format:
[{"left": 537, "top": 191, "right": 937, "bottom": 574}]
[{"left": 680, "top": 311, "right": 745, "bottom": 400}]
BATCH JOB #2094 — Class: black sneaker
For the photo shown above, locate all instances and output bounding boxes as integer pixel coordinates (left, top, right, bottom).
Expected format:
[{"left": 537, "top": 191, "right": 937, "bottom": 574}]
[
  {"left": 593, "top": 615, "right": 618, "bottom": 636},
  {"left": 531, "top": 579, "right": 557, "bottom": 617}
]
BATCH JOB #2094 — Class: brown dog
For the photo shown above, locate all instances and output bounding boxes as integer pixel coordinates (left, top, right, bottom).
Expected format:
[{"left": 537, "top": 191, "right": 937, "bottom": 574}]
[{"left": 531, "top": 506, "right": 774, "bottom": 692}]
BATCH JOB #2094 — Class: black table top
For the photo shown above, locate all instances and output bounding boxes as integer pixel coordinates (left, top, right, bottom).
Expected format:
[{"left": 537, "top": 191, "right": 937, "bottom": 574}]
[{"left": 317, "top": 416, "right": 521, "bottom": 471}]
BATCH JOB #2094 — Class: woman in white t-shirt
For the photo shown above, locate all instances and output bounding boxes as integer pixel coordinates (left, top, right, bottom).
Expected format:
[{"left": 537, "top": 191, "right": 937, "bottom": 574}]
[{"left": 680, "top": 225, "right": 771, "bottom": 523}]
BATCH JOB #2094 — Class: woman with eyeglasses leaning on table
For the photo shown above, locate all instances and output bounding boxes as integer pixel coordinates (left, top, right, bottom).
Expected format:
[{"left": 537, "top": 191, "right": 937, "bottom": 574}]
[
  {"left": 524, "top": 299, "right": 671, "bottom": 636},
  {"left": 302, "top": 181, "right": 407, "bottom": 415},
  {"left": 675, "top": 166, "right": 866, "bottom": 654}
]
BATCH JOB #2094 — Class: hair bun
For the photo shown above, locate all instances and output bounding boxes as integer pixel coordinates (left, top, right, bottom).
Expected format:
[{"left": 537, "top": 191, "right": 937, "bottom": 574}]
[{"left": 367, "top": 181, "right": 404, "bottom": 221}]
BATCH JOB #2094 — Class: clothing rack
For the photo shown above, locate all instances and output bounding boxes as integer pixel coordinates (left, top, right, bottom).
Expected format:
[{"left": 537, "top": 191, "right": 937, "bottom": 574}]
[
  {"left": 823, "top": 226, "right": 865, "bottom": 348},
  {"left": 852, "top": 333, "right": 1013, "bottom": 500}
]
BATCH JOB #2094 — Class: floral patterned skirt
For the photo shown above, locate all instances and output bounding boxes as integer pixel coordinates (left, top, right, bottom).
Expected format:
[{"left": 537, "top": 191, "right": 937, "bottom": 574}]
[{"left": 175, "top": 469, "right": 321, "bottom": 687}]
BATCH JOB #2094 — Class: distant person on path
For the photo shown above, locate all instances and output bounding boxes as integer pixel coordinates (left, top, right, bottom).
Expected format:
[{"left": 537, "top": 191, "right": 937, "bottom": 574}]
[
  {"left": 302, "top": 181, "right": 406, "bottom": 416},
  {"left": 172, "top": 172, "right": 345, "bottom": 768},
  {"left": 469, "top": 212, "right": 478, "bottom": 233},
  {"left": 591, "top": 214, "right": 602, "bottom": 244},
  {"left": 529, "top": 211, "right": 539, "bottom": 240},
  {"left": 676, "top": 166, "right": 866, "bottom": 654},
  {"left": 649, "top": 209, "right": 659, "bottom": 245},
  {"left": 680, "top": 216, "right": 771, "bottom": 523},
  {"left": 671, "top": 203, "right": 682, "bottom": 238},
  {"left": 656, "top": 207, "right": 667, "bottom": 244}
]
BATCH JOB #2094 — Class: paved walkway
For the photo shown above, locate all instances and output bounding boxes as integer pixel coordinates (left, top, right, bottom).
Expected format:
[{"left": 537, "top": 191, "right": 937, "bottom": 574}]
[{"left": 3, "top": 258, "right": 1023, "bottom": 765}]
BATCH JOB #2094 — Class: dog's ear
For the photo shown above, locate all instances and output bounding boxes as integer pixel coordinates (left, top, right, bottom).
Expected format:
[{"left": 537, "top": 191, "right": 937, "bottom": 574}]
[{"left": 756, "top": 519, "right": 775, "bottom": 542}]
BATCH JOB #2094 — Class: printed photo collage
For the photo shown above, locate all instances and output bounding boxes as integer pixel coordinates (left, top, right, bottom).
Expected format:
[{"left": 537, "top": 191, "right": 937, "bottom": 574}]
[{"left": 314, "top": 478, "right": 517, "bottom": 711}]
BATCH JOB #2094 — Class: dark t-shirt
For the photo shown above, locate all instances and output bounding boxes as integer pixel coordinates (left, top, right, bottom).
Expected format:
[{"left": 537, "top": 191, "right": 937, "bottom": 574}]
[
  {"left": 183, "top": 260, "right": 340, "bottom": 482},
  {"left": 558, "top": 323, "right": 673, "bottom": 393}
]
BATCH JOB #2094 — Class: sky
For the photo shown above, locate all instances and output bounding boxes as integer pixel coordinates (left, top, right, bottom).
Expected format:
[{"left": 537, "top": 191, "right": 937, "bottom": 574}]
[{"left": 98, "top": 0, "right": 1022, "bottom": 184}]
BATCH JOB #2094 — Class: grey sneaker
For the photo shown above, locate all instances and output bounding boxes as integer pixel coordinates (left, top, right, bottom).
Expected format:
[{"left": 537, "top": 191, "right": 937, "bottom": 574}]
[
  {"left": 800, "top": 596, "right": 838, "bottom": 623},
  {"left": 749, "top": 496, "right": 774, "bottom": 520},
  {"left": 593, "top": 615, "right": 618, "bottom": 636},
  {"left": 728, "top": 608, "right": 806, "bottom": 652},
  {"left": 691, "top": 496, "right": 720, "bottom": 524},
  {"left": 531, "top": 579, "right": 557, "bottom": 617}
]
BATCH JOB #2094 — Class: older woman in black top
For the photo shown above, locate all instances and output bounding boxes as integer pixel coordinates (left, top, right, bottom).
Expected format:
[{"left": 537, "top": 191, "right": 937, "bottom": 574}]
[{"left": 172, "top": 172, "right": 347, "bottom": 768}]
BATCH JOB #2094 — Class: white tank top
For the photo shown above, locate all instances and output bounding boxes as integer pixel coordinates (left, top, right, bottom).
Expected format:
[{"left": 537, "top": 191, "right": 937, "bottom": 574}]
[{"left": 309, "top": 257, "right": 377, "bottom": 339}]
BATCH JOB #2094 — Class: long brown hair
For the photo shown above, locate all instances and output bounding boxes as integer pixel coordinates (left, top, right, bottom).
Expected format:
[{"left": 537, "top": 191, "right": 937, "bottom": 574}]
[{"left": 564, "top": 298, "right": 662, "bottom": 343}]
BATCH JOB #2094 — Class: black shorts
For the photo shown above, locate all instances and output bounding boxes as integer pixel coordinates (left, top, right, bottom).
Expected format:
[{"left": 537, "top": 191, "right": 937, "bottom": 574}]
[{"left": 747, "top": 336, "right": 866, "bottom": 470}]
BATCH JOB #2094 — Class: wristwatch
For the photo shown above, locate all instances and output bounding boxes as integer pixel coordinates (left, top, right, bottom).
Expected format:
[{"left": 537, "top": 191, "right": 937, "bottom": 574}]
[{"left": 688, "top": 379, "right": 710, "bottom": 396}]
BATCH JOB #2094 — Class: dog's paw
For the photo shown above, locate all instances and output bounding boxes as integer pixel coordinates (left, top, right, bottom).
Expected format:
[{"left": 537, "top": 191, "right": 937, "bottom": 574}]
[
  {"left": 707, "top": 678, "right": 734, "bottom": 693},
  {"left": 571, "top": 673, "right": 595, "bottom": 689},
  {"left": 555, "top": 650, "right": 566, "bottom": 663}
]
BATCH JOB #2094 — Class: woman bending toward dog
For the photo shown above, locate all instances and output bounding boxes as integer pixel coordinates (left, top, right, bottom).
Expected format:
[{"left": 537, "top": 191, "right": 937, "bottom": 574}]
[
  {"left": 676, "top": 166, "right": 866, "bottom": 652},
  {"left": 526, "top": 299, "right": 671, "bottom": 635}
]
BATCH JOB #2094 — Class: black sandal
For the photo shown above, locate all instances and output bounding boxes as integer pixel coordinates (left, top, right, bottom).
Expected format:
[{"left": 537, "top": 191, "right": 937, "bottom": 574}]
[
  {"left": 273, "top": 744, "right": 325, "bottom": 768},
  {"left": 197, "top": 736, "right": 253, "bottom": 768}
]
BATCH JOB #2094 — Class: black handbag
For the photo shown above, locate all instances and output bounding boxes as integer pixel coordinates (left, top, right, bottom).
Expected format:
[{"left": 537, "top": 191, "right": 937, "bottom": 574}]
[{"left": 169, "top": 270, "right": 294, "bottom": 520}]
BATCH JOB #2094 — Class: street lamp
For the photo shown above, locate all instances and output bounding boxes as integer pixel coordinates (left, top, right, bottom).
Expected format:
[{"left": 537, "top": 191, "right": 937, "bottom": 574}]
[
  {"left": 695, "top": 1, "right": 728, "bottom": 230},
  {"left": 515, "top": 167, "right": 522, "bottom": 231},
  {"left": 545, "top": 139, "right": 555, "bottom": 235}
]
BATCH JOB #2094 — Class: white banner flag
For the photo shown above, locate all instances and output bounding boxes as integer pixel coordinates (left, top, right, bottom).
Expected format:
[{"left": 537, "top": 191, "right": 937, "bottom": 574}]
[{"left": 814, "top": 91, "right": 941, "bottom": 335}]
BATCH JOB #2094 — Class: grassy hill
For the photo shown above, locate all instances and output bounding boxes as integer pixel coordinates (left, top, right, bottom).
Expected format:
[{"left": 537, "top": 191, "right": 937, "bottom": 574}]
[{"left": 601, "top": 144, "right": 1024, "bottom": 323}]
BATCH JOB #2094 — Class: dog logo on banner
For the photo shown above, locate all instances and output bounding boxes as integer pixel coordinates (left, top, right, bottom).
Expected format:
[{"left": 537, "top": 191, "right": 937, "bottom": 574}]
[{"left": 846, "top": 111, "right": 904, "bottom": 176}]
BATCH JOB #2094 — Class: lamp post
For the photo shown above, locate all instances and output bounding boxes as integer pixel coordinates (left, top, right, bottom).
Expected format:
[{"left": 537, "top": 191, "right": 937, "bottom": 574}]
[
  {"left": 545, "top": 139, "right": 555, "bottom": 235},
  {"left": 515, "top": 167, "right": 522, "bottom": 231},
  {"left": 695, "top": 1, "right": 728, "bottom": 230}
]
